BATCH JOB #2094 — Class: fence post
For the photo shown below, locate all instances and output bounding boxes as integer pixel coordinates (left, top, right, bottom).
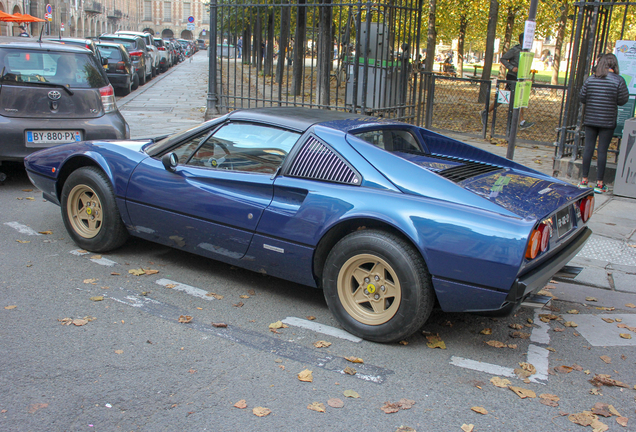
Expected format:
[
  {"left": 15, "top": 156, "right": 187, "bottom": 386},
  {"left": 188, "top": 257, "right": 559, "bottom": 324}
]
[
  {"left": 425, "top": 74, "right": 435, "bottom": 129},
  {"left": 205, "top": 0, "right": 219, "bottom": 120}
]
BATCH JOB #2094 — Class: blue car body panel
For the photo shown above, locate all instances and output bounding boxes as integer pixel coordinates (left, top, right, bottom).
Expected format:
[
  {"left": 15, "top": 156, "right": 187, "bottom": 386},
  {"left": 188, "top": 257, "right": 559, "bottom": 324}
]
[{"left": 24, "top": 108, "right": 594, "bottom": 316}]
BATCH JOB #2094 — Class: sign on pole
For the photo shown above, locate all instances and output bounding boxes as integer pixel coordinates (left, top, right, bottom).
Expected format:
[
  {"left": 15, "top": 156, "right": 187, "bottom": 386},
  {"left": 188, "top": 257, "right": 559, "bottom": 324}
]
[
  {"left": 188, "top": 16, "right": 195, "bottom": 23},
  {"left": 522, "top": 20, "right": 536, "bottom": 50}
]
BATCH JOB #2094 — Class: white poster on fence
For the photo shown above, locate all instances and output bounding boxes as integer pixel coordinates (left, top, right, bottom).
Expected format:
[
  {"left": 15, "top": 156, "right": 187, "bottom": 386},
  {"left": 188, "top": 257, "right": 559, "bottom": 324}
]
[{"left": 615, "top": 40, "right": 636, "bottom": 96}]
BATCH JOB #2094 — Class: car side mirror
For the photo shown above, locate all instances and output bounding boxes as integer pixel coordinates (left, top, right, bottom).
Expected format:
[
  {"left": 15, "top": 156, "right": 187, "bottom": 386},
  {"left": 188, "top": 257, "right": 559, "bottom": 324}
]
[
  {"left": 101, "top": 57, "right": 108, "bottom": 66},
  {"left": 162, "top": 152, "right": 178, "bottom": 172}
]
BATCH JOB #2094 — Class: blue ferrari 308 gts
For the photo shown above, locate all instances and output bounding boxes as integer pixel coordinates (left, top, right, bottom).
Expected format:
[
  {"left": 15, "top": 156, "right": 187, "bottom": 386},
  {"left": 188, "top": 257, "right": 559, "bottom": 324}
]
[{"left": 24, "top": 108, "right": 594, "bottom": 342}]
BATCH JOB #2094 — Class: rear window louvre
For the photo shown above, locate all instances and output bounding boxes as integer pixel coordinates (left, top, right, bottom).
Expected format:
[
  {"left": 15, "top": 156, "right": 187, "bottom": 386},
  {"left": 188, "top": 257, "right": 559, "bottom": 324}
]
[
  {"left": 430, "top": 153, "right": 503, "bottom": 182},
  {"left": 287, "top": 136, "right": 361, "bottom": 185}
]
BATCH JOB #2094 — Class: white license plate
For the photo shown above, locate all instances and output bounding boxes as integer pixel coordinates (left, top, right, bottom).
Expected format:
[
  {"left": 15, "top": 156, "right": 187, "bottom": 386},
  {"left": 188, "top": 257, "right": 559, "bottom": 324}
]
[{"left": 26, "top": 130, "right": 82, "bottom": 147}]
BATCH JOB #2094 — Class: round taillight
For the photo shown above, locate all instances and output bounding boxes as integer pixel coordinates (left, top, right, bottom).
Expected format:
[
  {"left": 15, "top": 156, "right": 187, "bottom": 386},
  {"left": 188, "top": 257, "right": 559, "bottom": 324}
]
[
  {"left": 580, "top": 196, "right": 593, "bottom": 222},
  {"left": 538, "top": 223, "right": 550, "bottom": 252},
  {"left": 526, "top": 229, "right": 541, "bottom": 260}
]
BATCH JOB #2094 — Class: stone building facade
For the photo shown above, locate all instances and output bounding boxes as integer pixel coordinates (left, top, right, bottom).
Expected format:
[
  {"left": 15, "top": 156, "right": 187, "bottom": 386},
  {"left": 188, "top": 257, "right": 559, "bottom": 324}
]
[{"left": 0, "top": 0, "right": 209, "bottom": 39}]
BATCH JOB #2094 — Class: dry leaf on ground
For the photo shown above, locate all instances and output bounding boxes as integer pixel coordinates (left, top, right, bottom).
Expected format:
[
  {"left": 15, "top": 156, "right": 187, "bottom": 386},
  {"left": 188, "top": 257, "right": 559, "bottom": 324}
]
[
  {"left": 307, "top": 402, "right": 326, "bottom": 413},
  {"left": 554, "top": 365, "right": 574, "bottom": 374},
  {"left": 268, "top": 321, "right": 288, "bottom": 329},
  {"left": 591, "top": 402, "right": 614, "bottom": 418},
  {"left": 252, "top": 407, "right": 271, "bottom": 417},
  {"left": 38, "top": 230, "right": 52, "bottom": 235},
  {"left": 509, "top": 323, "right": 524, "bottom": 330},
  {"left": 461, "top": 425, "right": 475, "bottom": 432},
  {"left": 247, "top": 289, "right": 256, "bottom": 295},
  {"left": 590, "top": 374, "right": 629, "bottom": 388},
  {"left": 490, "top": 377, "right": 511, "bottom": 388},
  {"left": 343, "top": 390, "right": 360, "bottom": 398},
  {"left": 4, "top": 305, "right": 17, "bottom": 310},
  {"left": 380, "top": 402, "right": 401, "bottom": 414},
  {"left": 426, "top": 334, "right": 446, "bottom": 349},
  {"left": 617, "top": 417, "right": 628, "bottom": 427},
  {"left": 298, "top": 369, "right": 313, "bottom": 382},
  {"left": 327, "top": 398, "right": 344, "bottom": 408},
  {"left": 114, "top": 350, "right": 123, "bottom": 354},
  {"left": 471, "top": 406, "right": 488, "bottom": 415},
  {"left": 564, "top": 321, "right": 578, "bottom": 327},
  {"left": 233, "top": 400, "right": 247, "bottom": 409},
  {"left": 344, "top": 366, "right": 356, "bottom": 375},
  {"left": 239, "top": 295, "right": 250, "bottom": 299},
  {"left": 567, "top": 309, "right": 579, "bottom": 314},
  {"left": 27, "top": 403, "right": 48, "bottom": 414},
  {"left": 89, "top": 296, "right": 104, "bottom": 302},
  {"left": 178, "top": 315, "right": 193, "bottom": 323},
  {"left": 83, "top": 278, "right": 98, "bottom": 284},
  {"left": 625, "top": 303, "right": 635, "bottom": 308},
  {"left": 519, "top": 362, "right": 536, "bottom": 375},
  {"left": 479, "top": 328, "right": 492, "bottom": 335},
  {"left": 211, "top": 322, "right": 227, "bottom": 328},
  {"left": 569, "top": 412, "right": 594, "bottom": 427},
  {"left": 619, "top": 333, "right": 632, "bottom": 339},
  {"left": 509, "top": 386, "right": 536, "bottom": 399},
  {"left": 510, "top": 331, "right": 530, "bottom": 339},
  {"left": 485, "top": 340, "right": 506, "bottom": 348},
  {"left": 233, "top": 302, "right": 244, "bottom": 307},
  {"left": 585, "top": 297, "right": 598, "bottom": 302},
  {"left": 128, "top": 269, "right": 145, "bottom": 276},
  {"left": 602, "top": 318, "right": 615, "bottom": 323},
  {"left": 16, "top": 240, "right": 30, "bottom": 243},
  {"left": 144, "top": 269, "right": 159, "bottom": 275},
  {"left": 314, "top": 340, "right": 331, "bottom": 348},
  {"left": 600, "top": 355, "right": 611, "bottom": 364},
  {"left": 345, "top": 356, "right": 364, "bottom": 363},
  {"left": 306, "top": 315, "right": 316, "bottom": 320}
]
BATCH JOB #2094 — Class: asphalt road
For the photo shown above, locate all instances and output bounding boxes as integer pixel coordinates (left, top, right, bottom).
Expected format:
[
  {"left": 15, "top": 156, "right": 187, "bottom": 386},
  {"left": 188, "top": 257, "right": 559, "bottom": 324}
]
[{"left": 1, "top": 119, "right": 635, "bottom": 431}]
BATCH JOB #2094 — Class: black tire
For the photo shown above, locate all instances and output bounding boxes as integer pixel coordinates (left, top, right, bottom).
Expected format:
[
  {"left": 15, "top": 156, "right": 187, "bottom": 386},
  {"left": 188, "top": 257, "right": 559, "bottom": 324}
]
[
  {"left": 139, "top": 70, "right": 147, "bottom": 85},
  {"left": 121, "top": 79, "right": 132, "bottom": 96},
  {"left": 151, "top": 66, "right": 157, "bottom": 77},
  {"left": 60, "top": 167, "right": 129, "bottom": 253},
  {"left": 322, "top": 229, "right": 434, "bottom": 343},
  {"left": 131, "top": 73, "right": 139, "bottom": 90}
]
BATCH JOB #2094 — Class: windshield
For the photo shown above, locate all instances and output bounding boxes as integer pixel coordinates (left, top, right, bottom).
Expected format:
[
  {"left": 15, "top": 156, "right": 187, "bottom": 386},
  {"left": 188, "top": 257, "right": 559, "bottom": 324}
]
[{"left": 0, "top": 50, "right": 107, "bottom": 88}]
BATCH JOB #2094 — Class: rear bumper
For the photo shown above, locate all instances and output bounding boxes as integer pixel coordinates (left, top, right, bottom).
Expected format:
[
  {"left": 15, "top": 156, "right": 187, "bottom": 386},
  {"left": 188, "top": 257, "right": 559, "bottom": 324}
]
[
  {"left": 0, "top": 113, "right": 129, "bottom": 161},
  {"left": 106, "top": 73, "right": 131, "bottom": 88}
]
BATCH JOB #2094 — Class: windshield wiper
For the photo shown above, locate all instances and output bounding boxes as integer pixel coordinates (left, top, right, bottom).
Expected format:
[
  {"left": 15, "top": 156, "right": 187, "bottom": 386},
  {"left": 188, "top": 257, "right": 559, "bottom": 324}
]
[{"left": 0, "top": 69, "right": 74, "bottom": 95}]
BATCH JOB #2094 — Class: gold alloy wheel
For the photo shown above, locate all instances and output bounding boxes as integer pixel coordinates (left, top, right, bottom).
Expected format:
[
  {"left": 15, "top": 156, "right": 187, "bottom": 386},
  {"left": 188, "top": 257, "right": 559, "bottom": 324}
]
[
  {"left": 67, "top": 184, "right": 103, "bottom": 239},
  {"left": 336, "top": 254, "right": 402, "bottom": 325}
]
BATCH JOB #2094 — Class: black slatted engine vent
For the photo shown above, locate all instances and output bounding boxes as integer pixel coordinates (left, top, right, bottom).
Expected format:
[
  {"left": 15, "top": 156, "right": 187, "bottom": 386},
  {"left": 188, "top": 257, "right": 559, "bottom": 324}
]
[
  {"left": 430, "top": 153, "right": 503, "bottom": 183},
  {"left": 287, "top": 136, "right": 361, "bottom": 185}
]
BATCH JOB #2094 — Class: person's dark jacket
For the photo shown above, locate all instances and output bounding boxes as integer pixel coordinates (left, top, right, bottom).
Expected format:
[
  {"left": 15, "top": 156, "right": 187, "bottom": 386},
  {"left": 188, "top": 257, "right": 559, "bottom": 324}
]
[
  {"left": 500, "top": 44, "right": 522, "bottom": 78},
  {"left": 579, "top": 73, "right": 630, "bottom": 128}
]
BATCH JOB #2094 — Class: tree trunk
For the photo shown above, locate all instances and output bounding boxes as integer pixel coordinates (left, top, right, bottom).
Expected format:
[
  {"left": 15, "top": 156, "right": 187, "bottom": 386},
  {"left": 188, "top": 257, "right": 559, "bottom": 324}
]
[
  {"left": 552, "top": 0, "right": 568, "bottom": 86},
  {"left": 317, "top": 0, "right": 332, "bottom": 106},
  {"left": 254, "top": 11, "right": 262, "bottom": 72},
  {"left": 264, "top": 9, "right": 274, "bottom": 76},
  {"left": 277, "top": 0, "right": 291, "bottom": 84},
  {"left": 244, "top": 24, "right": 251, "bottom": 65},
  {"left": 292, "top": 0, "right": 306, "bottom": 96},
  {"left": 457, "top": 16, "right": 467, "bottom": 78},
  {"left": 479, "top": 0, "right": 498, "bottom": 103},
  {"left": 500, "top": 6, "right": 517, "bottom": 77},
  {"left": 424, "top": 0, "right": 436, "bottom": 72}
]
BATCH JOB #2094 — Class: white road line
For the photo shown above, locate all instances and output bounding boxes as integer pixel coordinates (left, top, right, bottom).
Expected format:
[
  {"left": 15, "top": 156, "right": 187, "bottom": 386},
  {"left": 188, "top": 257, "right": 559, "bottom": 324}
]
[
  {"left": 70, "top": 249, "right": 89, "bottom": 256},
  {"left": 5, "top": 222, "right": 41, "bottom": 236},
  {"left": 90, "top": 257, "right": 117, "bottom": 266},
  {"left": 281, "top": 317, "right": 363, "bottom": 343},
  {"left": 155, "top": 278, "right": 214, "bottom": 301},
  {"left": 530, "top": 310, "right": 551, "bottom": 345},
  {"left": 449, "top": 356, "right": 517, "bottom": 377},
  {"left": 527, "top": 344, "right": 550, "bottom": 384}
]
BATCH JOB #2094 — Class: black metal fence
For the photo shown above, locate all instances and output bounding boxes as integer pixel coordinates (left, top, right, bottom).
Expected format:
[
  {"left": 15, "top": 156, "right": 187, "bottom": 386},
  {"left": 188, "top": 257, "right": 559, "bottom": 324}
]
[{"left": 213, "top": 0, "right": 569, "bottom": 147}]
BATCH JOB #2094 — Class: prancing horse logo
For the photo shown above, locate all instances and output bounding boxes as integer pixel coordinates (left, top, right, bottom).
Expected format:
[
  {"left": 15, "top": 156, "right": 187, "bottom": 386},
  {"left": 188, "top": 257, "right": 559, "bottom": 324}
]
[{"left": 48, "top": 90, "right": 62, "bottom": 101}]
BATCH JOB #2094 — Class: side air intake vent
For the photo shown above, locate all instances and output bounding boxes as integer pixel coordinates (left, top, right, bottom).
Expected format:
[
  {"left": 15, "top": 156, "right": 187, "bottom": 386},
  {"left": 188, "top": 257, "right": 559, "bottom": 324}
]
[
  {"left": 287, "top": 136, "right": 361, "bottom": 185},
  {"left": 431, "top": 154, "right": 503, "bottom": 183}
]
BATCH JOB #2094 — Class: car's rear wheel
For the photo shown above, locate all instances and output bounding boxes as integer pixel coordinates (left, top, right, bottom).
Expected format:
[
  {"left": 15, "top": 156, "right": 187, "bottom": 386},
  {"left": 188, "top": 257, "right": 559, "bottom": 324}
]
[
  {"left": 152, "top": 66, "right": 157, "bottom": 77},
  {"left": 121, "top": 78, "right": 132, "bottom": 96},
  {"left": 139, "top": 70, "right": 147, "bottom": 85},
  {"left": 61, "top": 167, "right": 129, "bottom": 253},
  {"left": 131, "top": 73, "right": 139, "bottom": 90},
  {"left": 323, "top": 230, "right": 434, "bottom": 343}
]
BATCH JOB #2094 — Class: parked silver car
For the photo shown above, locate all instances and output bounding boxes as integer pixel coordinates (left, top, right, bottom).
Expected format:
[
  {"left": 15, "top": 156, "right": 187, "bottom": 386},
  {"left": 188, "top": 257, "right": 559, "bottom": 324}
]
[
  {"left": 0, "top": 37, "right": 129, "bottom": 162},
  {"left": 116, "top": 31, "right": 160, "bottom": 76}
]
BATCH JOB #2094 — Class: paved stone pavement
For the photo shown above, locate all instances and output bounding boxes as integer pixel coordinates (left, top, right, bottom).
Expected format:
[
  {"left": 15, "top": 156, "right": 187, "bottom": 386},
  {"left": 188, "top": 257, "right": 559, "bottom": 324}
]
[{"left": 116, "top": 50, "right": 636, "bottom": 308}]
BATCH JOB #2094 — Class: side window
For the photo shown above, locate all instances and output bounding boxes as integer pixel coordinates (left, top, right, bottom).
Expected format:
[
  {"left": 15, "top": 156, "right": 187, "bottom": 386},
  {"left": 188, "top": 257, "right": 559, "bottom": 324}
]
[
  {"left": 168, "top": 131, "right": 209, "bottom": 163},
  {"left": 187, "top": 123, "right": 301, "bottom": 174}
]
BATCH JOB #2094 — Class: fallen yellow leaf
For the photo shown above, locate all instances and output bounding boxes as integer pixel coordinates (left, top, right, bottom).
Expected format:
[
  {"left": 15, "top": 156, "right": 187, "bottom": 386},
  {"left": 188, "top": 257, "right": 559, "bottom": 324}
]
[
  {"left": 343, "top": 390, "right": 360, "bottom": 398},
  {"left": 128, "top": 269, "right": 145, "bottom": 276},
  {"left": 508, "top": 386, "right": 536, "bottom": 399},
  {"left": 344, "top": 356, "right": 364, "bottom": 363},
  {"left": 471, "top": 406, "right": 488, "bottom": 415},
  {"left": 89, "top": 296, "right": 104, "bottom": 302},
  {"left": 178, "top": 315, "right": 193, "bottom": 323},
  {"left": 461, "top": 425, "right": 475, "bottom": 432},
  {"left": 233, "top": 400, "right": 247, "bottom": 409},
  {"left": 313, "top": 340, "right": 331, "bottom": 348},
  {"left": 252, "top": 407, "right": 271, "bottom": 417},
  {"left": 4, "top": 305, "right": 17, "bottom": 310},
  {"left": 307, "top": 402, "right": 326, "bottom": 413},
  {"left": 619, "top": 333, "right": 632, "bottom": 339},
  {"left": 479, "top": 328, "right": 492, "bottom": 335},
  {"left": 298, "top": 369, "right": 313, "bottom": 382},
  {"left": 114, "top": 350, "right": 124, "bottom": 354},
  {"left": 490, "top": 377, "right": 511, "bottom": 388}
]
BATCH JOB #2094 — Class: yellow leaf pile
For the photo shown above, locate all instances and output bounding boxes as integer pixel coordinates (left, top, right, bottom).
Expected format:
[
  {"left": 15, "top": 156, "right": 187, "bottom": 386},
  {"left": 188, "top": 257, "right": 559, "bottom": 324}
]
[{"left": 298, "top": 369, "right": 313, "bottom": 382}]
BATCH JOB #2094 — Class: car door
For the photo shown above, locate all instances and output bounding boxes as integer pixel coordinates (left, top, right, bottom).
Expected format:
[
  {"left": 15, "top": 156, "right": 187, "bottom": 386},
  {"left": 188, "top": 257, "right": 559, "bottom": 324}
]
[{"left": 125, "top": 121, "right": 302, "bottom": 263}]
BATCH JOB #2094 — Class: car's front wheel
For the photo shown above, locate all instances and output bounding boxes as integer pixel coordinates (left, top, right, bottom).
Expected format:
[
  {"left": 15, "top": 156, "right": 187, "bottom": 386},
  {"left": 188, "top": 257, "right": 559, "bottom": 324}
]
[
  {"left": 61, "top": 167, "right": 129, "bottom": 252},
  {"left": 323, "top": 230, "right": 434, "bottom": 343}
]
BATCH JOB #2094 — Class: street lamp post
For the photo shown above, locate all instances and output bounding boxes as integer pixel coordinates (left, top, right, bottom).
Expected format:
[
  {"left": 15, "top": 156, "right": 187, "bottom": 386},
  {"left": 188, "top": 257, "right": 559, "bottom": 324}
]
[{"left": 205, "top": 0, "right": 219, "bottom": 120}]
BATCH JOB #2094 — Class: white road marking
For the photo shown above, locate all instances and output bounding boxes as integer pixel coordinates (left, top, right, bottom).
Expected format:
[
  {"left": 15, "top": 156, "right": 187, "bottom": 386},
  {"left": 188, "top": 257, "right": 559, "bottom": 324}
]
[
  {"left": 527, "top": 344, "right": 550, "bottom": 384},
  {"left": 90, "top": 257, "right": 117, "bottom": 266},
  {"left": 155, "top": 278, "right": 215, "bottom": 301},
  {"left": 449, "top": 356, "right": 516, "bottom": 377},
  {"left": 281, "top": 317, "right": 363, "bottom": 343},
  {"left": 530, "top": 310, "right": 551, "bottom": 345},
  {"left": 70, "top": 249, "right": 89, "bottom": 256},
  {"left": 562, "top": 314, "right": 636, "bottom": 347},
  {"left": 5, "top": 222, "right": 41, "bottom": 236}
]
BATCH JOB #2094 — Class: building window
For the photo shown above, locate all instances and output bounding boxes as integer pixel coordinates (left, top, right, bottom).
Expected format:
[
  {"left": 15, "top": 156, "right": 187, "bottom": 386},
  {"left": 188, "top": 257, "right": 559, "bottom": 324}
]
[
  {"left": 183, "top": 3, "right": 191, "bottom": 21},
  {"left": 144, "top": 0, "right": 152, "bottom": 21},
  {"left": 163, "top": 1, "right": 171, "bottom": 22}
]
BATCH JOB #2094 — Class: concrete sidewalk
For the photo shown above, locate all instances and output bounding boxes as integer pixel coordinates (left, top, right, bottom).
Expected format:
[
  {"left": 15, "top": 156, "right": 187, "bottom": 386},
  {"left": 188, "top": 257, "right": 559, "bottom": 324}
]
[{"left": 115, "top": 51, "right": 636, "bottom": 307}]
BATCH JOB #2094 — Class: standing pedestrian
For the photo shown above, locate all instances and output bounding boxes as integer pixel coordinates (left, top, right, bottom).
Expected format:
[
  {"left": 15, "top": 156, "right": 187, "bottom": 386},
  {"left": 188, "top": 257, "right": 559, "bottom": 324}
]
[
  {"left": 19, "top": 25, "right": 30, "bottom": 37},
  {"left": 481, "top": 33, "right": 534, "bottom": 129},
  {"left": 578, "top": 53, "right": 629, "bottom": 193},
  {"left": 237, "top": 37, "right": 242, "bottom": 59}
]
